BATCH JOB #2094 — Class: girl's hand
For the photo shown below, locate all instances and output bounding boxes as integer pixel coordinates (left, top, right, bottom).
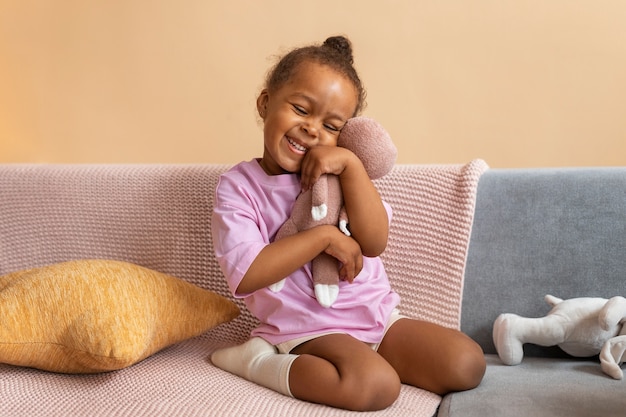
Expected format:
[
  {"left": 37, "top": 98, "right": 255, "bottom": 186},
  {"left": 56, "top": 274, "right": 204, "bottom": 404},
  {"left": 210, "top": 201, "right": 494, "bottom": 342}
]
[
  {"left": 300, "top": 143, "right": 389, "bottom": 259},
  {"left": 324, "top": 227, "right": 363, "bottom": 283},
  {"left": 300, "top": 146, "right": 355, "bottom": 190}
]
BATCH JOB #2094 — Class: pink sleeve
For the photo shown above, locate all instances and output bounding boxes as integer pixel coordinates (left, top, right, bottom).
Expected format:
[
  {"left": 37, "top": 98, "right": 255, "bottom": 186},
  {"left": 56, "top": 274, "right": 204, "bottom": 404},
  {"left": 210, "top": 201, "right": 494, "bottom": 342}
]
[{"left": 211, "top": 178, "right": 268, "bottom": 298}]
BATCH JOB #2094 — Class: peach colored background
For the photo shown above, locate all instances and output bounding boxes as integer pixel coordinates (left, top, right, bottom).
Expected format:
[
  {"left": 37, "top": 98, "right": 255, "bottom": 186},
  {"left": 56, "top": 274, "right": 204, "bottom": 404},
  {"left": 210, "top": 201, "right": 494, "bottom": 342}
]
[{"left": 1, "top": 1, "right": 625, "bottom": 167}]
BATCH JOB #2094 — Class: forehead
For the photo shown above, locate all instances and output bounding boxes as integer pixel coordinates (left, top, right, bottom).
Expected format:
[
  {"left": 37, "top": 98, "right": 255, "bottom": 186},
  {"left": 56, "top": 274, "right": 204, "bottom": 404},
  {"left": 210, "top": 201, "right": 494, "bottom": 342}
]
[{"left": 283, "top": 62, "right": 358, "bottom": 115}]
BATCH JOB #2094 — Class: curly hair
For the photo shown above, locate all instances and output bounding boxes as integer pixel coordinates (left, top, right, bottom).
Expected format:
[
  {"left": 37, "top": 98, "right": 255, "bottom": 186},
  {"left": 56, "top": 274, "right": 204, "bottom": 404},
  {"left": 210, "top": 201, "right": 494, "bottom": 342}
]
[{"left": 264, "top": 36, "right": 367, "bottom": 116}]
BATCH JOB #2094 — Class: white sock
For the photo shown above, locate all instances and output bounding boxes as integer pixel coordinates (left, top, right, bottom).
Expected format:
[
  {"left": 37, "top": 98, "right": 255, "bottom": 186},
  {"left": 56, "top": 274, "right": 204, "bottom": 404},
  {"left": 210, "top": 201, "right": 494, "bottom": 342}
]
[{"left": 211, "top": 337, "right": 297, "bottom": 397}]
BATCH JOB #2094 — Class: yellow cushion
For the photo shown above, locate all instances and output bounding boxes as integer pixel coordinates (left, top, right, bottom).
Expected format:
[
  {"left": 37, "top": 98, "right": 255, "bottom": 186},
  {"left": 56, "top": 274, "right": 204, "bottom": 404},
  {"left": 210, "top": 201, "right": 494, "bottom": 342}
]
[{"left": 0, "top": 259, "right": 239, "bottom": 373}]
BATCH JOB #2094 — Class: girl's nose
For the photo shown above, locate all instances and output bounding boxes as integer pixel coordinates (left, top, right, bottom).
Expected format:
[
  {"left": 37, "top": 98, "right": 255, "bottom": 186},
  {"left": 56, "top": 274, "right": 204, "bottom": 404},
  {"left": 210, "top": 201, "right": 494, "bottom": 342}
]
[{"left": 302, "top": 121, "right": 319, "bottom": 138}]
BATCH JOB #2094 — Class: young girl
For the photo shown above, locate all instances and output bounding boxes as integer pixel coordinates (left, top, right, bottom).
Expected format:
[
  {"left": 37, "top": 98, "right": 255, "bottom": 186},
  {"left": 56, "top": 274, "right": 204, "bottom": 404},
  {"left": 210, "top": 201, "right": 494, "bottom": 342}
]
[{"left": 211, "top": 35, "right": 485, "bottom": 411}]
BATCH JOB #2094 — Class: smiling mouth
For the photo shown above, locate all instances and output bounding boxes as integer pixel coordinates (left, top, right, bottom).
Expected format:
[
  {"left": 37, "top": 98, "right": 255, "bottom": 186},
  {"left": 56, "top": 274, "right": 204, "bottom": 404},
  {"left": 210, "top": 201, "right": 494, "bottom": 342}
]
[{"left": 286, "top": 137, "right": 307, "bottom": 154}]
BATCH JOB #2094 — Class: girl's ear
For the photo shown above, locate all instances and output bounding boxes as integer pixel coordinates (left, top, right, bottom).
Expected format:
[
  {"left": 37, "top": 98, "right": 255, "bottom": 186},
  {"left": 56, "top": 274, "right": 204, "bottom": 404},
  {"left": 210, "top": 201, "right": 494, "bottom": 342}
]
[{"left": 257, "top": 89, "right": 269, "bottom": 120}]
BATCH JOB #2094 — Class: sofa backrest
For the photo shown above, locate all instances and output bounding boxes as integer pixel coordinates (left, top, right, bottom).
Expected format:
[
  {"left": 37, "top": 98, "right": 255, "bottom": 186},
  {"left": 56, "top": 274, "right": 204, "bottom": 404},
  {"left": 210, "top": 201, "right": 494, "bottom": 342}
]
[
  {"left": 462, "top": 167, "right": 626, "bottom": 356},
  {"left": 0, "top": 162, "right": 487, "bottom": 344},
  {"left": 0, "top": 164, "right": 253, "bottom": 344}
]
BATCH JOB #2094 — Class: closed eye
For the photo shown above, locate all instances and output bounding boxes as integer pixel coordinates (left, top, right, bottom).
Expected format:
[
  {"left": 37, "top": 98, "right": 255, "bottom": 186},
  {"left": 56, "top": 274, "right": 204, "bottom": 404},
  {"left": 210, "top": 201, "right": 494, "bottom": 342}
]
[{"left": 293, "top": 105, "right": 307, "bottom": 115}]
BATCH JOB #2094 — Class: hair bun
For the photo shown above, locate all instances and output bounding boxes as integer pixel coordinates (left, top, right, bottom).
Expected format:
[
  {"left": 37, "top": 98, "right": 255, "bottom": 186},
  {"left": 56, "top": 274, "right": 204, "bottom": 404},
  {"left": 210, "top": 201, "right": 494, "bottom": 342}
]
[{"left": 323, "top": 36, "right": 354, "bottom": 64}]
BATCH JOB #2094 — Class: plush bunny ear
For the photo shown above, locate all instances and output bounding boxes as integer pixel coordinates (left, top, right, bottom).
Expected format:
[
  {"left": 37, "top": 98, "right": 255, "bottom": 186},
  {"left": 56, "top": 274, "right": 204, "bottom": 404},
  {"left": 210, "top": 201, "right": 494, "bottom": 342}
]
[
  {"left": 598, "top": 296, "right": 626, "bottom": 331},
  {"left": 338, "top": 117, "right": 397, "bottom": 180},
  {"left": 600, "top": 335, "right": 626, "bottom": 380}
]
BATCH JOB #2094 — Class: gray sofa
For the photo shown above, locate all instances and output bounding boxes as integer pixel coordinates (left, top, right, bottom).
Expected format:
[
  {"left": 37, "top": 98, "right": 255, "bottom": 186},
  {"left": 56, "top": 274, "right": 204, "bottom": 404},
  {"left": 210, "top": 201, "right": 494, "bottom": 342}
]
[
  {"left": 1, "top": 163, "right": 624, "bottom": 417},
  {"left": 442, "top": 167, "right": 626, "bottom": 417}
]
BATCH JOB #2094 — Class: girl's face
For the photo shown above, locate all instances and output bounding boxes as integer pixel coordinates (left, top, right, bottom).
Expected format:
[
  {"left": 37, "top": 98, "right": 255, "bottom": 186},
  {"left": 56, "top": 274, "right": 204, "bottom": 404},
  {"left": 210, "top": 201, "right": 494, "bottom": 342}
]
[{"left": 257, "top": 62, "right": 358, "bottom": 175}]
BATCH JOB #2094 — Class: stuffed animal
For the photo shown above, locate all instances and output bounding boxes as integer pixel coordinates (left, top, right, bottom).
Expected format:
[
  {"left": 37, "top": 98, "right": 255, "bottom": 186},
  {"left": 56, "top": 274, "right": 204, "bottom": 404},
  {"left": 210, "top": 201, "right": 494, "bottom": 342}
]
[
  {"left": 493, "top": 294, "right": 626, "bottom": 379},
  {"left": 269, "top": 116, "right": 397, "bottom": 308}
]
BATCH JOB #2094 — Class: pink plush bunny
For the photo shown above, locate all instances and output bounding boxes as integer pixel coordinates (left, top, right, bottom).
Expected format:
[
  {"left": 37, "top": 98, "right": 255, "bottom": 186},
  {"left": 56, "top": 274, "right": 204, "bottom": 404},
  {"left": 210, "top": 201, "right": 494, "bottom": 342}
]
[{"left": 269, "top": 117, "right": 397, "bottom": 307}]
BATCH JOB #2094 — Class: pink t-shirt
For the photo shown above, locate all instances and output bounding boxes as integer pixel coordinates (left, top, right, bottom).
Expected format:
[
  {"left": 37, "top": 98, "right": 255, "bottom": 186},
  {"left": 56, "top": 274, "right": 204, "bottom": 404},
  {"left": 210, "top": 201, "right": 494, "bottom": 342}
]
[{"left": 212, "top": 159, "right": 400, "bottom": 345}]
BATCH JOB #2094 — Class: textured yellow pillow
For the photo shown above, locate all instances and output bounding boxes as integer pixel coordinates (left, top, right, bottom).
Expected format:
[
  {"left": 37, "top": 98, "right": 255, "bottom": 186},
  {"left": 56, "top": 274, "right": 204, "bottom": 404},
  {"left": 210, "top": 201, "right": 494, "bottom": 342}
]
[{"left": 0, "top": 259, "right": 239, "bottom": 373}]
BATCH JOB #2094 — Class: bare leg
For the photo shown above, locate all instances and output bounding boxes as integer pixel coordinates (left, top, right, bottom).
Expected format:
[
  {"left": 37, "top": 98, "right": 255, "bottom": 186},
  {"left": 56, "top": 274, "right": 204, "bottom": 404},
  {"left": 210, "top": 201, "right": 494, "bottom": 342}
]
[
  {"left": 377, "top": 318, "right": 486, "bottom": 395},
  {"left": 289, "top": 333, "right": 401, "bottom": 411}
]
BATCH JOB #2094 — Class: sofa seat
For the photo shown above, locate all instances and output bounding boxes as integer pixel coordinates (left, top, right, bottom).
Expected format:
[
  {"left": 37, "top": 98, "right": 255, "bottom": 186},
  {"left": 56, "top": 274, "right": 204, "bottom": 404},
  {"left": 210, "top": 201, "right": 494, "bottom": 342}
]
[
  {"left": 1, "top": 335, "right": 442, "bottom": 417},
  {"left": 439, "top": 355, "right": 626, "bottom": 417}
]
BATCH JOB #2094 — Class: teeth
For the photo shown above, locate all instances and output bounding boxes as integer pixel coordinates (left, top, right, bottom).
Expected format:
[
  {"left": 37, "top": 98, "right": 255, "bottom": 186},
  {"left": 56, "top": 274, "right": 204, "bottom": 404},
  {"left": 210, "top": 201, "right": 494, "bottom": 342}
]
[{"left": 287, "top": 137, "right": 307, "bottom": 152}]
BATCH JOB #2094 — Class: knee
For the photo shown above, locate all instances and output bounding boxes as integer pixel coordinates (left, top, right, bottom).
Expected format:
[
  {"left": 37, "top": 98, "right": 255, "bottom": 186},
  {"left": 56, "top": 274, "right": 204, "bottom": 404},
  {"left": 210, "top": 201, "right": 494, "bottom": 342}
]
[
  {"left": 445, "top": 338, "right": 486, "bottom": 392},
  {"left": 343, "top": 365, "right": 401, "bottom": 411}
]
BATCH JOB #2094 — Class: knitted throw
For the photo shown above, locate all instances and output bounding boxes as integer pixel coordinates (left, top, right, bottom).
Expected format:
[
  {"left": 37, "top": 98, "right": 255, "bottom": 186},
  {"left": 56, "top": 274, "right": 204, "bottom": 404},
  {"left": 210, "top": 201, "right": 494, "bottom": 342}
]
[{"left": 0, "top": 160, "right": 487, "bottom": 417}]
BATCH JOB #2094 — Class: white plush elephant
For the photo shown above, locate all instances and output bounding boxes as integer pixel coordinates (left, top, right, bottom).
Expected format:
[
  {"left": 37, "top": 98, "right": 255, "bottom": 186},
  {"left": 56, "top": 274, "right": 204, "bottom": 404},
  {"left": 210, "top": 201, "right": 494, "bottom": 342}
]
[{"left": 493, "top": 295, "right": 626, "bottom": 379}]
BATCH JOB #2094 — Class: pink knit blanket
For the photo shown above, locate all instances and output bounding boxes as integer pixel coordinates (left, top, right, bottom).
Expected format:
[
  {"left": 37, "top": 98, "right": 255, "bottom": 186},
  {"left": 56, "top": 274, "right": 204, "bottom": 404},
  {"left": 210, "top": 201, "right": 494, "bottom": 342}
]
[
  {"left": 0, "top": 160, "right": 487, "bottom": 417},
  {"left": 376, "top": 159, "right": 489, "bottom": 330}
]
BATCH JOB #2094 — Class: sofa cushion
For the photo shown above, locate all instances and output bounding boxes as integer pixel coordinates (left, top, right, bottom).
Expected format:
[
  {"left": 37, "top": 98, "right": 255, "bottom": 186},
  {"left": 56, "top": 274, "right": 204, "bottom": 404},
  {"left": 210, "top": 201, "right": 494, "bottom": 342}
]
[
  {"left": 438, "top": 355, "right": 626, "bottom": 417},
  {"left": 0, "top": 259, "right": 239, "bottom": 373}
]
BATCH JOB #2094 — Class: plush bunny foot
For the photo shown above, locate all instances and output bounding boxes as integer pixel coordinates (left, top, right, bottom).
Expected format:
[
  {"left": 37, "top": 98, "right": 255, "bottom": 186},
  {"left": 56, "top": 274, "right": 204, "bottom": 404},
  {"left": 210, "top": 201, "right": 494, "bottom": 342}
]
[
  {"left": 339, "top": 219, "right": 351, "bottom": 236},
  {"left": 600, "top": 335, "right": 626, "bottom": 380},
  {"left": 315, "top": 283, "right": 339, "bottom": 308},
  {"left": 311, "top": 204, "right": 328, "bottom": 221},
  {"left": 269, "top": 279, "right": 286, "bottom": 292},
  {"left": 493, "top": 314, "right": 526, "bottom": 365}
]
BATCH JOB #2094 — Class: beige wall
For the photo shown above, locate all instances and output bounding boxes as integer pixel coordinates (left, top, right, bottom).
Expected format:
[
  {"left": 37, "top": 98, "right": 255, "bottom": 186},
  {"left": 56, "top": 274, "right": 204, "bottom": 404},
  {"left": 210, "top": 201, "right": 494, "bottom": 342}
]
[{"left": 1, "top": 1, "right": 625, "bottom": 167}]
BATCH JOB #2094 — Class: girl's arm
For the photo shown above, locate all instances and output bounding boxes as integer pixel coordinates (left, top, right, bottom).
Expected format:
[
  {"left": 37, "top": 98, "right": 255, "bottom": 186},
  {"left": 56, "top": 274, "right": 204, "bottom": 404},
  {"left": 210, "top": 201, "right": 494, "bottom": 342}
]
[
  {"left": 237, "top": 224, "right": 362, "bottom": 294},
  {"left": 300, "top": 146, "right": 389, "bottom": 257}
]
